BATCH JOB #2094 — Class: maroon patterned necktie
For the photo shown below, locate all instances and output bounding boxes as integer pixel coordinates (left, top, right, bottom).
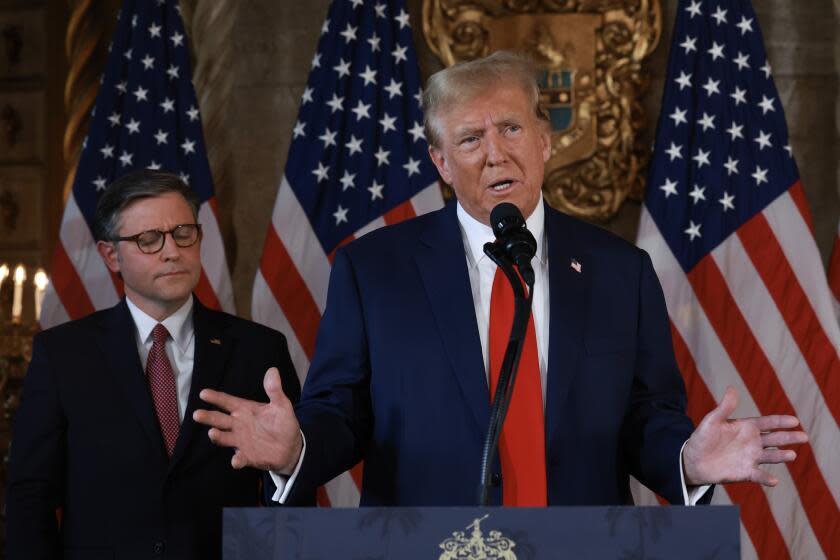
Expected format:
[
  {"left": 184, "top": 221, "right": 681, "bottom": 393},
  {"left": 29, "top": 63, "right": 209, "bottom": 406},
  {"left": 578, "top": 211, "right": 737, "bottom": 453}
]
[{"left": 146, "top": 323, "right": 180, "bottom": 458}]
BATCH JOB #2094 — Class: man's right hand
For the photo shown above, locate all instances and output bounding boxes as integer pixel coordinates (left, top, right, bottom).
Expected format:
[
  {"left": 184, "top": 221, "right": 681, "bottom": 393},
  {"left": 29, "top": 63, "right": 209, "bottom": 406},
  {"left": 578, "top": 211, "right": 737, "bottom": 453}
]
[{"left": 193, "top": 367, "right": 303, "bottom": 473}]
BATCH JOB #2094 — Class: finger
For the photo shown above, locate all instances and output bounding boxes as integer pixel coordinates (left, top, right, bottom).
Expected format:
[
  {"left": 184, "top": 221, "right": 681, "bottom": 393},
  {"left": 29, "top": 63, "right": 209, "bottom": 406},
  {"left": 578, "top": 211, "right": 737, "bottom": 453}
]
[
  {"left": 755, "top": 415, "right": 801, "bottom": 432},
  {"left": 207, "top": 428, "right": 240, "bottom": 449},
  {"left": 192, "top": 409, "right": 234, "bottom": 431},
  {"left": 759, "top": 448, "right": 797, "bottom": 464},
  {"left": 709, "top": 386, "right": 738, "bottom": 422},
  {"left": 761, "top": 430, "right": 808, "bottom": 448},
  {"left": 199, "top": 388, "right": 254, "bottom": 413},
  {"left": 263, "top": 367, "right": 290, "bottom": 406},
  {"left": 750, "top": 468, "right": 779, "bottom": 487},
  {"left": 231, "top": 450, "right": 249, "bottom": 470}
]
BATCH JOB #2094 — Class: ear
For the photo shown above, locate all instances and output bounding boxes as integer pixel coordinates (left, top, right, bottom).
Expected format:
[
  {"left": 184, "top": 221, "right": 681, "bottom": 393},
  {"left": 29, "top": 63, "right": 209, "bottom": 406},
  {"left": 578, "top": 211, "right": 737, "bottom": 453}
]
[
  {"left": 540, "top": 122, "right": 552, "bottom": 163},
  {"left": 97, "top": 240, "right": 121, "bottom": 273},
  {"left": 428, "top": 144, "right": 452, "bottom": 185}
]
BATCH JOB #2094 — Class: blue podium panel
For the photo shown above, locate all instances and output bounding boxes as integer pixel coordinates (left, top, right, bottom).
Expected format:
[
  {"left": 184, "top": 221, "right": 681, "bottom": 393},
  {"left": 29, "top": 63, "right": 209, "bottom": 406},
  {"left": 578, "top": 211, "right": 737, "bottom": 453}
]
[{"left": 224, "top": 506, "right": 739, "bottom": 559}]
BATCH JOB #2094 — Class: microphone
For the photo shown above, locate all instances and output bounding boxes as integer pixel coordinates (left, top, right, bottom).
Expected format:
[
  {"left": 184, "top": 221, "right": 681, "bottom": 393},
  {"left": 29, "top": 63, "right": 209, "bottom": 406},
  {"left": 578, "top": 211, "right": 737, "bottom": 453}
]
[{"left": 489, "top": 203, "right": 537, "bottom": 286}]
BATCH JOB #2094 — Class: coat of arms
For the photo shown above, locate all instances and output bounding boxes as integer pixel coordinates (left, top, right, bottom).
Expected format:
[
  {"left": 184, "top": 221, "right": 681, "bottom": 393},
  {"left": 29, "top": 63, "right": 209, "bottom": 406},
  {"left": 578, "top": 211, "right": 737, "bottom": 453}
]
[
  {"left": 438, "top": 514, "right": 517, "bottom": 559},
  {"left": 422, "top": 0, "right": 662, "bottom": 221}
]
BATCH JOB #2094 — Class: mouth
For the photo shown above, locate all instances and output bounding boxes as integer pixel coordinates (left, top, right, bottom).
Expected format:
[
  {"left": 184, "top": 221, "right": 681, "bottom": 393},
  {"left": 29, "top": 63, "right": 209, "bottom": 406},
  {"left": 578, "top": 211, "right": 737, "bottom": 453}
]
[
  {"left": 156, "top": 270, "right": 189, "bottom": 279},
  {"left": 487, "top": 179, "right": 516, "bottom": 193}
]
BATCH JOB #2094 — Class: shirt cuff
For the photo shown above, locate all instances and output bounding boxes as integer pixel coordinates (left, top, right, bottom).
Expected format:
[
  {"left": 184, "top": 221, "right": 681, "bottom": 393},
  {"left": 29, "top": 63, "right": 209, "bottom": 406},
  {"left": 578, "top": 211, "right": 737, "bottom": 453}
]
[
  {"left": 679, "top": 440, "right": 712, "bottom": 506},
  {"left": 269, "top": 430, "right": 306, "bottom": 503}
]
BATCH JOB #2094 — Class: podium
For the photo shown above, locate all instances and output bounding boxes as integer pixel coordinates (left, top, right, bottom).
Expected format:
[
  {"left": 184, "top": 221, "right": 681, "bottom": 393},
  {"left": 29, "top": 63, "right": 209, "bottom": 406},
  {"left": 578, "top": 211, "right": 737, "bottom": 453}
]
[{"left": 223, "top": 506, "right": 739, "bottom": 559}]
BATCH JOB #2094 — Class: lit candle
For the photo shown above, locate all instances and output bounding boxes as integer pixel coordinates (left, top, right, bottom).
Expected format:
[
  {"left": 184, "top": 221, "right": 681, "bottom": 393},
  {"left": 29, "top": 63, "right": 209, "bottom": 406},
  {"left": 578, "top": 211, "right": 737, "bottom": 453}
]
[
  {"left": 0, "top": 263, "right": 8, "bottom": 292},
  {"left": 34, "top": 269, "right": 48, "bottom": 321},
  {"left": 12, "top": 264, "right": 25, "bottom": 322}
]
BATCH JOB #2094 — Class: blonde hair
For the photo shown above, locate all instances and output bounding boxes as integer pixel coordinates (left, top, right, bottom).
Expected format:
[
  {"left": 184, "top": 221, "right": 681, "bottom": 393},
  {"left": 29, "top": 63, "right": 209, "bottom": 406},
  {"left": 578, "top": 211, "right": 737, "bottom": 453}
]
[{"left": 422, "top": 50, "right": 547, "bottom": 147}]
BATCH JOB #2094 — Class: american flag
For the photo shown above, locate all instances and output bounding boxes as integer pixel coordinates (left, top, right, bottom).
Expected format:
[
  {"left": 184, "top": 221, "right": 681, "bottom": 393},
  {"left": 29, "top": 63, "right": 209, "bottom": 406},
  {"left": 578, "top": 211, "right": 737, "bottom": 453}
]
[
  {"left": 636, "top": 1, "right": 840, "bottom": 558},
  {"left": 830, "top": 222, "right": 840, "bottom": 321},
  {"left": 39, "top": 0, "right": 234, "bottom": 328},
  {"left": 250, "top": 0, "right": 443, "bottom": 506}
]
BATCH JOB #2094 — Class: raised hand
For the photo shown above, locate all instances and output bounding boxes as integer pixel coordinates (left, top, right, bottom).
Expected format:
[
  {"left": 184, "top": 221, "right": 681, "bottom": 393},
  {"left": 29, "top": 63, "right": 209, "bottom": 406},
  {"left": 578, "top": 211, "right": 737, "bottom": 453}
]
[
  {"left": 682, "top": 386, "right": 808, "bottom": 486},
  {"left": 193, "top": 367, "right": 303, "bottom": 473}
]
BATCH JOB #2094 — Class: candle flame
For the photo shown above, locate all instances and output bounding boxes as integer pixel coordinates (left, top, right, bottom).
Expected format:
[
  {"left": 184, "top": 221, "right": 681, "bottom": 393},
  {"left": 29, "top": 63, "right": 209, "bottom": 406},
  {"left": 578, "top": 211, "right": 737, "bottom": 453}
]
[
  {"left": 34, "top": 269, "right": 49, "bottom": 290},
  {"left": 14, "top": 264, "right": 26, "bottom": 283}
]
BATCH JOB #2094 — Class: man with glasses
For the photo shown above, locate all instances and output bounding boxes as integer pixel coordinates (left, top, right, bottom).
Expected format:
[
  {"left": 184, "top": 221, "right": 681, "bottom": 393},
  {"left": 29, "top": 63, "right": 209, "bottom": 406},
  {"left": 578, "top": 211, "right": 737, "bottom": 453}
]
[{"left": 6, "top": 170, "right": 302, "bottom": 559}]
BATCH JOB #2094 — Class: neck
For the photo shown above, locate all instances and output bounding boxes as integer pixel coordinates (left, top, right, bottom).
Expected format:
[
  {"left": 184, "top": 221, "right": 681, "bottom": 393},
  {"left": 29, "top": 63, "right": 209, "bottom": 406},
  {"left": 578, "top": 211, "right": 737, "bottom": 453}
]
[{"left": 125, "top": 292, "right": 191, "bottom": 322}]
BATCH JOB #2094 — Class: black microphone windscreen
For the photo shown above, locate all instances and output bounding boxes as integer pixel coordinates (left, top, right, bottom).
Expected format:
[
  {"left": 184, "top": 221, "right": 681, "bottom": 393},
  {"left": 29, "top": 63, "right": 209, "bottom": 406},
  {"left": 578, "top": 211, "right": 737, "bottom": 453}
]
[{"left": 490, "top": 202, "right": 525, "bottom": 239}]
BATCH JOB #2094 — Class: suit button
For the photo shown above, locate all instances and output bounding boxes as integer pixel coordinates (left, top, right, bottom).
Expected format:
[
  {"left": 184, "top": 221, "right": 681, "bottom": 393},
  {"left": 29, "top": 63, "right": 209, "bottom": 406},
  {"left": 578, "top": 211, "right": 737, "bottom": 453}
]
[
  {"left": 491, "top": 473, "right": 501, "bottom": 486},
  {"left": 153, "top": 541, "right": 165, "bottom": 555}
]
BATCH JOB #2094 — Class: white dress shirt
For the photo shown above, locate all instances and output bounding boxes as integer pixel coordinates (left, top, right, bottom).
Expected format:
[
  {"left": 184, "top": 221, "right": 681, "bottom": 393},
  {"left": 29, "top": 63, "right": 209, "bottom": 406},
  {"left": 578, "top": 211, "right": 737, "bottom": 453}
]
[
  {"left": 273, "top": 199, "right": 708, "bottom": 505},
  {"left": 126, "top": 295, "right": 195, "bottom": 422}
]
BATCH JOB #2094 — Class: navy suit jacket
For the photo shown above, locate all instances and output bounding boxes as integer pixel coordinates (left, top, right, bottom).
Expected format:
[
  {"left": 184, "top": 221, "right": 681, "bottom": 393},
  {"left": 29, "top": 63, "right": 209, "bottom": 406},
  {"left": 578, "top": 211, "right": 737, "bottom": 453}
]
[
  {"left": 288, "top": 201, "right": 702, "bottom": 507},
  {"left": 6, "top": 298, "right": 301, "bottom": 560}
]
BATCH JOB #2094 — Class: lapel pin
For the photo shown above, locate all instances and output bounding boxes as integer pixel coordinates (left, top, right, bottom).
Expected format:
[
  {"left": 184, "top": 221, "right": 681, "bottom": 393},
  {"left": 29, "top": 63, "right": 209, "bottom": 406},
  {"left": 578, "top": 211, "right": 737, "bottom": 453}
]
[
  {"left": 210, "top": 338, "right": 221, "bottom": 345},
  {"left": 570, "top": 259, "right": 582, "bottom": 273}
]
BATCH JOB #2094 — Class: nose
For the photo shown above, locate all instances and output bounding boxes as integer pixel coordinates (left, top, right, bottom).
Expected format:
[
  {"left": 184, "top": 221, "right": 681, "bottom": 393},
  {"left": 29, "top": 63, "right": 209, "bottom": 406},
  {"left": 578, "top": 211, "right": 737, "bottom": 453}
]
[
  {"left": 158, "top": 231, "right": 181, "bottom": 260},
  {"left": 484, "top": 130, "right": 507, "bottom": 166}
]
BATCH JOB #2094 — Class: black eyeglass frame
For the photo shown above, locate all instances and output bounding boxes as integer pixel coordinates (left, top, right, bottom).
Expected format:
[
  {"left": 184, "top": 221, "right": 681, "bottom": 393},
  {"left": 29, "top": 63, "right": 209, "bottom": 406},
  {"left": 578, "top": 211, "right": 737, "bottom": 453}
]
[{"left": 111, "top": 223, "right": 203, "bottom": 254}]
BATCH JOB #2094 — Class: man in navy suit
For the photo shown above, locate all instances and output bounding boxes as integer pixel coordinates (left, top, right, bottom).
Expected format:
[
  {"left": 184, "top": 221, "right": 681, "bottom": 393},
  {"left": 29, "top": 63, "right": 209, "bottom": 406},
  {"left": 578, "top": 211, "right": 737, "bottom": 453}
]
[
  {"left": 6, "top": 170, "right": 301, "bottom": 559},
  {"left": 195, "top": 52, "right": 806, "bottom": 506}
]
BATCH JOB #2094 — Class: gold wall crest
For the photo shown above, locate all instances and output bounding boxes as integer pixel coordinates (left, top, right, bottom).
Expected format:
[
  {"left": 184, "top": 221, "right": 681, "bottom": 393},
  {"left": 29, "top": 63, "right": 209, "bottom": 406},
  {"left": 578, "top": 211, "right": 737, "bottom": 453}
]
[
  {"left": 438, "top": 514, "right": 517, "bottom": 559},
  {"left": 422, "top": 0, "right": 662, "bottom": 221}
]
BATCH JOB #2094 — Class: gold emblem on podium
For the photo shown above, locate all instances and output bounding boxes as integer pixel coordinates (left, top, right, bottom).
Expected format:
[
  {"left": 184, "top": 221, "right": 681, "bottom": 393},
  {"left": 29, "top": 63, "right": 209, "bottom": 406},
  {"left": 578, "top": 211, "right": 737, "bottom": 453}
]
[
  {"left": 438, "top": 514, "right": 518, "bottom": 559},
  {"left": 422, "top": 0, "right": 662, "bottom": 221}
]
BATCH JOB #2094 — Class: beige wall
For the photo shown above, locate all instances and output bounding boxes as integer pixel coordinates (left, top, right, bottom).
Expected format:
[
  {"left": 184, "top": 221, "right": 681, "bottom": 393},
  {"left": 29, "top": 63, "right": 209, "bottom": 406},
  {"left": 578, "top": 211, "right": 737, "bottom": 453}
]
[{"left": 215, "top": 0, "right": 839, "bottom": 317}]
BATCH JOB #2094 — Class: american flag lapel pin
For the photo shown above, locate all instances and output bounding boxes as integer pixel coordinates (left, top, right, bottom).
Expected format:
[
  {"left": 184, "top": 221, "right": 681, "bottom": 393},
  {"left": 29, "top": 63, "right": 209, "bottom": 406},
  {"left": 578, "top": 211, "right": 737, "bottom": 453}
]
[
  {"left": 210, "top": 338, "right": 222, "bottom": 345},
  {"left": 570, "top": 258, "right": 582, "bottom": 273}
]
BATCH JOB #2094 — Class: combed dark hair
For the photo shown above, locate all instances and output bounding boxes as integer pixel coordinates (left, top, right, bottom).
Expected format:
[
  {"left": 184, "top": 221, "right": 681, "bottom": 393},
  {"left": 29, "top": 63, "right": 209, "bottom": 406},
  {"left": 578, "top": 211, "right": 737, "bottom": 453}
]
[{"left": 93, "top": 170, "right": 199, "bottom": 241}]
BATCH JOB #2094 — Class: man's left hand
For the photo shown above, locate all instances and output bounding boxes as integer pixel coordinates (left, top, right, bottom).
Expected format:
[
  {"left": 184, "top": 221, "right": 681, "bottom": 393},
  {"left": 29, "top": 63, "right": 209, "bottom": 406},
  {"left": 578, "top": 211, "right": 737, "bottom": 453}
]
[{"left": 683, "top": 386, "right": 808, "bottom": 487}]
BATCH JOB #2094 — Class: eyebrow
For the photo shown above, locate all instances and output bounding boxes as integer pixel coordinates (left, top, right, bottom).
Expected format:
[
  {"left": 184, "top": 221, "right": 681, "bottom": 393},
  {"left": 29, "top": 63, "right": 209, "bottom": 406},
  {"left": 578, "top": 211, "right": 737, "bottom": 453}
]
[{"left": 452, "top": 116, "right": 521, "bottom": 137}]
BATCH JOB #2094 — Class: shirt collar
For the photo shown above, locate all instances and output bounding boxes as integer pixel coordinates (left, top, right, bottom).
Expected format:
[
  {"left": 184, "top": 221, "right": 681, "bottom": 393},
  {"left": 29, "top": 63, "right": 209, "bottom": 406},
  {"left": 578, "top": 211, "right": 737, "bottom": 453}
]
[
  {"left": 456, "top": 197, "right": 546, "bottom": 269},
  {"left": 126, "top": 295, "right": 195, "bottom": 353}
]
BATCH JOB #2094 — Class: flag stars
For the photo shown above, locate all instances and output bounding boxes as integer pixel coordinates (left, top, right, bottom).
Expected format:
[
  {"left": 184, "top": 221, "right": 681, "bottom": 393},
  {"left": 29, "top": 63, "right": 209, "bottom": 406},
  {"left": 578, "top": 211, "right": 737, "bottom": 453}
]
[
  {"left": 752, "top": 165, "right": 769, "bottom": 185},
  {"left": 692, "top": 148, "right": 711, "bottom": 168},
  {"left": 688, "top": 184, "right": 706, "bottom": 205},
  {"left": 384, "top": 78, "right": 403, "bottom": 99},
  {"left": 697, "top": 112, "right": 716, "bottom": 132},
  {"left": 403, "top": 157, "right": 421, "bottom": 176},
  {"left": 726, "top": 122, "right": 744, "bottom": 141},
  {"left": 723, "top": 156, "right": 739, "bottom": 175},
  {"left": 669, "top": 107, "right": 688, "bottom": 127},
  {"left": 340, "top": 23, "right": 357, "bottom": 43},
  {"left": 680, "top": 36, "right": 697, "bottom": 54},
  {"left": 346, "top": 134, "right": 363, "bottom": 155},
  {"left": 660, "top": 178, "right": 678, "bottom": 198},
  {"left": 702, "top": 77, "right": 721, "bottom": 96},
  {"left": 334, "top": 58, "right": 351, "bottom": 78},
  {"left": 170, "top": 32, "right": 184, "bottom": 47},
  {"left": 124, "top": 48, "right": 133, "bottom": 61},
  {"left": 101, "top": 144, "right": 114, "bottom": 158},
  {"left": 167, "top": 64, "right": 179, "bottom": 80},
  {"left": 133, "top": 86, "right": 148, "bottom": 102},
  {"left": 187, "top": 106, "right": 199, "bottom": 121},
  {"left": 761, "top": 61, "right": 772, "bottom": 78},
  {"left": 374, "top": 146, "right": 390, "bottom": 166},
  {"left": 392, "top": 44, "right": 408, "bottom": 64},
  {"left": 126, "top": 118, "right": 141, "bottom": 134},
  {"left": 321, "top": 19, "right": 330, "bottom": 35},
  {"left": 754, "top": 130, "right": 772, "bottom": 150},
  {"left": 730, "top": 86, "right": 747, "bottom": 105},
  {"left": 160, "top": 97, "right": 175, "bottom": 113},
  {"left": 119, "top": 150, "right": 133, "bottom": 166},
  {"left": 147, "top": 161, "right": 162, "bottom": 170},
  {"left": 359, "top": 65, "right": 377, "bottom": 86},
  {"left": 374, "top": 2, "right": 387, "bottom": 17},
  {"left": 93, "top": 176, "right": 107, "bottom": 191},
  {"left": 149, "top": 23, "right": 162, "bottom": 38},
  {"left": 665, "top": 142, "right": 683, "bottom": 161},
  {"left": 368, "top": 32, "right": 381, "bottom": 52},
  {"left": 707, "top": 42, "right": 725, "bottom": 61},
  {"left": 178, "top": 172, "right": 190, "bottom": 185},
  {"left": 719, "top": 191, "right": 735, "bottom": 212},
  {"left": 108, "top": 112, "right": 121, "bottom": 127},
  {"left": 319, "top": 129, "right": 337, "bottom": 148},
  {"left": 141, "top": 54, "right": 155, "bottom": 70},
  {"left": 408, "top": 121, "right": 425, "bottom": 142},
  {"left": 349, "top": 0, "right": 364, "bottom": 8},
  {"left": 379, "top": 113, "right": 397, "bottom": 133},
  {"left": 736, "top": 15, "right": 754, "bottom": 35},
  {"left": 395, "top": 9, "right": 410, "bottom": 29},
  {"left": 293, "top": 121, "right": 306, "bottom": 139},
  {"left": 368, "top": 180, "right": 384, "bottom": 200},
  {"left": 312, "top": 53, "right": 321, "bottom": 68},
  {"left": 351, "top": 100, "right": 371, "bottom": 121},
  {"left": 115, "top": 81, "right": 127, "bottom": 95},
  {"left": 339, "top": 170, "right": 356, "bottom": 191},
  {"left": 333, "top": 205, "right": 349, "bottom": 225},
  {"left": 784, "top": 144, "right": 793, "bottom": 157},
  {"left": 686, "top": 0, "right": 701, "bottom": 18},
  {"left": 675, "top": 71, "right": 692, "bottom": 90},
  {"left": 758, "top": 95, "right": 775, "bottom": 114},
  {"left": 181, "top": 139, "right": 196, "bottom": 155},
  {"left": 711, "top": 6, "right": 728, "bottom": 25},
  {"left": 733, "top": 52, "right": 750, "bottom": 70},
  {"left": 312, "top": 161, "right": 330, "bottom": 182},
  {"left": 154, "top": 129, "right": 168, "bottom": 145},
  {"left": 684, "top": 221, "right": 702, "bottom": 241},
  {"left": 326, "top": 93, "right": 344, "bottom": 113}
]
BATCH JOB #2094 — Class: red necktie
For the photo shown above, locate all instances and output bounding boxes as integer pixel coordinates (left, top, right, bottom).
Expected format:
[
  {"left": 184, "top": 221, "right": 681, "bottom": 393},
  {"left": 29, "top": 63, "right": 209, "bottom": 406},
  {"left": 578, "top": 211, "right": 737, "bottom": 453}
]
[
  {"left": 147, "top": 323, "right": 180, "bottom": 458},
  {"left": 488, "top": 267, "right": 547, "bottom": 506}
]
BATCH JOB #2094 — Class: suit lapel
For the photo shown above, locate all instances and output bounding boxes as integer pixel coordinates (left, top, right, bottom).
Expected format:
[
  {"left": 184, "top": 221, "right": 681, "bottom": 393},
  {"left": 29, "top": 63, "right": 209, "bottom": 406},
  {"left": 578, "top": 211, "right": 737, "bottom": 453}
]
[
  {"left": 169, "top": 299, "right": 232, "bottom": 470},
  {"left": 97, "top": 300, "right": 168, "bottom": 463},
  {"left": 414, "top": 204, "right": 489, "bottom": 436},
  {"left": 544, "top": 205, "right": 588, "bottom": 446}
]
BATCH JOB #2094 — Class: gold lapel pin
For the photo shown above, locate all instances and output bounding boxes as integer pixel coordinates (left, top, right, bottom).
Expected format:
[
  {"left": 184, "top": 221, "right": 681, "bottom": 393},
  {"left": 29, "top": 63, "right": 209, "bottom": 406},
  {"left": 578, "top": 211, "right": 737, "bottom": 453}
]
[{"left": 210, "top": 338, "right": 222, "bottom": 345}]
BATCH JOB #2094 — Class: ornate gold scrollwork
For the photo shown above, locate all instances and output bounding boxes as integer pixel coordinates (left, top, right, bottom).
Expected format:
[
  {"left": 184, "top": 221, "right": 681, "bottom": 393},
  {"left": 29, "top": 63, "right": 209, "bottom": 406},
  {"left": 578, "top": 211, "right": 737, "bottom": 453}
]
[{"left": 422, "top": 0, "right": 661, "bottom": 221}]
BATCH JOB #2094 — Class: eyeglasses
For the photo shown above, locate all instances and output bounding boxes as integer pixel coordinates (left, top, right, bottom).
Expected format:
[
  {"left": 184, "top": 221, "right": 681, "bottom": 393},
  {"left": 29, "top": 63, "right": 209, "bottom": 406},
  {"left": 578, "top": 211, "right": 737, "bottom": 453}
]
[{"left": 112, "top": 224, "right": 202, "bottom": 254}]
